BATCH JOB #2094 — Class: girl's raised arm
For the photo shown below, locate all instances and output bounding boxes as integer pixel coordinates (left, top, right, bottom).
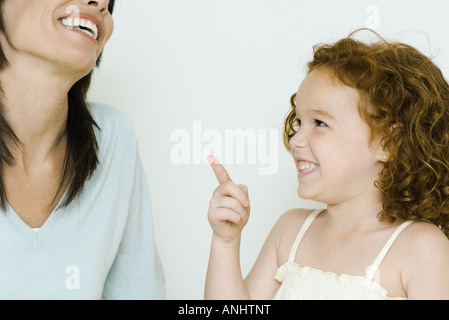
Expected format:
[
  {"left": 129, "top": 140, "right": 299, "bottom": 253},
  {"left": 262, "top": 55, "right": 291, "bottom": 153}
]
[{"left": 205, "top": 156, "right": 251, "bottom": 299}]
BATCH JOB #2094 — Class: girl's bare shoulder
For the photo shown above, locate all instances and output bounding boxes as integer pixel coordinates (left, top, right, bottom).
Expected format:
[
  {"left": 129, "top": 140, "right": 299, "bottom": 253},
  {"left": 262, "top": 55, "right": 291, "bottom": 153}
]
[
  {"left": 270, "top": 208, "right": 322, "bottom": 264},
  {"left": 274, "top": 208, "right": 317, "bottom": 231},
  {"left": 396, "top": 220, "right": 449, "bottom": 256},
  {"left": 393, "top": 220, "right": 449, "bottom": 298}
]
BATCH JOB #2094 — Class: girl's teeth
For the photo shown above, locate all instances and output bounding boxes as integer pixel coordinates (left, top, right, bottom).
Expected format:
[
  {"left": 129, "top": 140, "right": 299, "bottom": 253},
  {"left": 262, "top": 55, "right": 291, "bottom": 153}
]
[{"left": 299, "top": 162, "right": 319, "bottom": 172}]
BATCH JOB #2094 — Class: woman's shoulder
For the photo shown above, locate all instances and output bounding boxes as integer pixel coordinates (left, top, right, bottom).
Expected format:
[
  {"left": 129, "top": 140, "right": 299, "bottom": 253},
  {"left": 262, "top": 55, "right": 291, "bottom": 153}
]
[
  {"left": 87, "top": 103, "right": 141, "bottom": 162},
  {"left": 88, "top": 102, "right": 136, "bottom": 134},
  {"left": 88, "top": 102, "right": 138, "bottom": 143}
]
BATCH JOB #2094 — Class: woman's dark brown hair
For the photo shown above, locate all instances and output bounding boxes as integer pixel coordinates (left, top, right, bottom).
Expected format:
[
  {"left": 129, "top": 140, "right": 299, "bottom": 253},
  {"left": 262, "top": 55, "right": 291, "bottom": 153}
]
[
  {"left": 0, "top": 0, "right": 115, "bottom": 209},
  {"left": 284, "top": 29, "right": 449, "bottom": 238}
]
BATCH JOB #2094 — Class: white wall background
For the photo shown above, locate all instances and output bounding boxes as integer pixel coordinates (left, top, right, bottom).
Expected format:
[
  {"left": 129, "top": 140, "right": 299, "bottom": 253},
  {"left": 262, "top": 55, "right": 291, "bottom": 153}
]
[{"left": 88, "top": 0, "right": 449, "bottom": 299}]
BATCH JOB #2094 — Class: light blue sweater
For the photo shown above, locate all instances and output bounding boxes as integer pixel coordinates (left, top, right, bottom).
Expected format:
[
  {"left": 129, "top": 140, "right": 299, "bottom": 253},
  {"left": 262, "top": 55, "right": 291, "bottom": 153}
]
[{"left": 0, "top": 103, "right": 165, "bottom": 299}]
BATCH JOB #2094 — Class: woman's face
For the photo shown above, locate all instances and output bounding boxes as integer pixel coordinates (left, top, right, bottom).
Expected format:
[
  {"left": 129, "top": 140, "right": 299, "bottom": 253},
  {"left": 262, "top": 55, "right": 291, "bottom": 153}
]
[{"left": 0, "top": 0, "right": 114, "bottom": 76}]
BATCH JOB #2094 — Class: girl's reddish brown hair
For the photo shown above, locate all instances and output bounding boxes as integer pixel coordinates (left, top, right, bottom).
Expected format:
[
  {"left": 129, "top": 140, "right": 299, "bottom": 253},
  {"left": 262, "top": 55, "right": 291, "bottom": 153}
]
[{"left": 284, "top": 29, "right": 449, "bottom": 238}]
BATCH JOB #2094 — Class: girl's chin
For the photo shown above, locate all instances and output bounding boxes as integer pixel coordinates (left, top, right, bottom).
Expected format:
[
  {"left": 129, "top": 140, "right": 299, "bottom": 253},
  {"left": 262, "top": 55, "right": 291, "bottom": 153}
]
[
  {"left": 296, "top": 187, "right": 315, "bottom": 200},
  {"left": 296, "top": 185, "right": 327, "bottom": 203}
]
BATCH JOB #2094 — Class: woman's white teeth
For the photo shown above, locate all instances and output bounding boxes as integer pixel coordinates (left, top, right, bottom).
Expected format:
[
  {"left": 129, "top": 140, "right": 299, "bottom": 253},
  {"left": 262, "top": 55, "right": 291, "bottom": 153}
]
[
  {"left": 299, "top": 162, "right": 319, "bottom": 173},
  {"left": 59, "top": 18, "right": 98, "bottom": 40}
]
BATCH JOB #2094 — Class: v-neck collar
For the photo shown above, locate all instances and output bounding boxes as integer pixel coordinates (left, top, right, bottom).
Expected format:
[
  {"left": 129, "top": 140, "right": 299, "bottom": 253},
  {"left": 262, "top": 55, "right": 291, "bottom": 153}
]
[{"left": 3, "top": 200, "right": 66, "bottom": 248}]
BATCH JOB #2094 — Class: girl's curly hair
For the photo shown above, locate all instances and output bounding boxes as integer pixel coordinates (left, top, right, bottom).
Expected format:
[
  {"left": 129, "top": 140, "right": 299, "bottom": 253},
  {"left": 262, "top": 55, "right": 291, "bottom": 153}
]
[{"left": 284, "top": 29, "right": 449, "bottom": 238}]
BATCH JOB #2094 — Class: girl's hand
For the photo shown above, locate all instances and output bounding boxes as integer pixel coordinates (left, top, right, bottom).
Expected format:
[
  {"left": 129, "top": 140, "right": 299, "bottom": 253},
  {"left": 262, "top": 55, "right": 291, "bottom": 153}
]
[{"left": 207, "top": 155, "right": 250, "bottom": 244}]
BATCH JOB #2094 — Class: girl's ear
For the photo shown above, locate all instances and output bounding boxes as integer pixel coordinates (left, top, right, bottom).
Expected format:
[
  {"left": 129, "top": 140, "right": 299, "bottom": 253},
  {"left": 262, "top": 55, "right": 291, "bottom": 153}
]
[
  {"left": 376, "top": 136, "right": 391, "bottom": 163},
  {"left": 375, "top": 144, "right": 389, "bottom": 163},
  {"left": 371, "top": 133, "right": 390, "bottom": 163},
  {"left": 379, "top": 123, "right": 401, "bottom": 163}
]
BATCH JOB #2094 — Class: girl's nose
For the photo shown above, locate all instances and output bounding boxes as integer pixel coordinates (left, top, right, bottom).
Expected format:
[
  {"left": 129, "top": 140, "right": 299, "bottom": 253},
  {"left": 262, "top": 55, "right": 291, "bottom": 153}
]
[{"left": 289, "top": 130, "right": 307, "bottom": 150}]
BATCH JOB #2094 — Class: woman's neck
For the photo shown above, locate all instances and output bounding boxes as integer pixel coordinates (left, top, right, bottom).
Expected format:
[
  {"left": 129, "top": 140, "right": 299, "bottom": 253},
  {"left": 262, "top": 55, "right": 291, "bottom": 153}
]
[{"left": 0, "top": 56, "right": 77, "bottom": 166}]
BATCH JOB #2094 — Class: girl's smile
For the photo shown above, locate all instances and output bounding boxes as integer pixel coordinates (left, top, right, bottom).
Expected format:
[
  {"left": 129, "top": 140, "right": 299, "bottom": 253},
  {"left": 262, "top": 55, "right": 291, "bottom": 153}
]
[{"left": 294, "top": 157, "right": 320, "bottom": 178}]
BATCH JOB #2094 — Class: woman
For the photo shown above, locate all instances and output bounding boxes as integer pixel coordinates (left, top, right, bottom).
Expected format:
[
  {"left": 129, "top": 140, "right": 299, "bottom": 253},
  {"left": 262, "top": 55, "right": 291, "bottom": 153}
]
[{"left": 0, "top": 0, "right": 165, "bottom": 299}]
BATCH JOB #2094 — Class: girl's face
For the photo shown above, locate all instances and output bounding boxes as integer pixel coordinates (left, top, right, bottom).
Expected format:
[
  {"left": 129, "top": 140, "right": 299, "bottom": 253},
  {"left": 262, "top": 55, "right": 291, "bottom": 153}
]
[
  {"left": 0, "top": 0, "right": 114, "bottom": 76},
  {"left": 290, "top": 68, "right": 385, "bottom": 205}
]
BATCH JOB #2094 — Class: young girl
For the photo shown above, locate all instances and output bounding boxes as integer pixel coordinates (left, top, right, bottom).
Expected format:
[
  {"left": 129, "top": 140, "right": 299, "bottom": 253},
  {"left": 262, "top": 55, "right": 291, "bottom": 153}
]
[{"left": 205, "top": 30, "right": 449, "bottom": 300}]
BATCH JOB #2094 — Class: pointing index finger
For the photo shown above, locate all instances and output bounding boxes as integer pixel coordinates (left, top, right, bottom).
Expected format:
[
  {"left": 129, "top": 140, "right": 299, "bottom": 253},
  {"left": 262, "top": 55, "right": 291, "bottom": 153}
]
[
  {"left": 208, "top": 155, "right": 250, "bottom": 208},
  {"left": 208, "top": 155, "right": 232, "bottom": 185}
]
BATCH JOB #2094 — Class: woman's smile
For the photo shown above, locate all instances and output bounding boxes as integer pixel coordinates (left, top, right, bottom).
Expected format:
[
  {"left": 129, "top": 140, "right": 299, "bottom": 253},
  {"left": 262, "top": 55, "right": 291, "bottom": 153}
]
[
  {"left": 57, "top": 11, "right": 102, "bottom": 44},
  {"left": 59, "top": 17, "right": 99, "bottom": 41}
]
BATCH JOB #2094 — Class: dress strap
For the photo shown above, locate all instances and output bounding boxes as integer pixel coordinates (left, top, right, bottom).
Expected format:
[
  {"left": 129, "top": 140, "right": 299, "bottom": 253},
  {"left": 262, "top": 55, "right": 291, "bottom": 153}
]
[
  {"left": 287, "top": 209, "right": 324, "bottom": 262},
  {"left": 365, "top": 220, "right": 414, "bottom": 280}
]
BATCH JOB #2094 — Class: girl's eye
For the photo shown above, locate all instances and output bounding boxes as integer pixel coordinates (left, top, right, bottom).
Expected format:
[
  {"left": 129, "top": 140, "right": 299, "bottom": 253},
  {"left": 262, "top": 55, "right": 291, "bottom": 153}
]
[{"left": 315, "top": 119, "right": 327, "bottom": 127}]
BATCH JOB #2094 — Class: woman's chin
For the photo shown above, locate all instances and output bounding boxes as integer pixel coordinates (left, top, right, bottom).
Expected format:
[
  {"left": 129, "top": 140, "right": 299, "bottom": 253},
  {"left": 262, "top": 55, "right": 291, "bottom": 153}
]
[{"left": 57, "top": 51, "right": 97, "bottom": 76}]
